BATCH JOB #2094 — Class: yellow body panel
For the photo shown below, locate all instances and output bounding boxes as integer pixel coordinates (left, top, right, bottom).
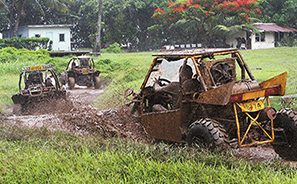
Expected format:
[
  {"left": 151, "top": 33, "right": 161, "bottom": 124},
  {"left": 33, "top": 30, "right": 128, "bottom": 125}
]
[
  {"left": 259, "top": 72, "right": 287, "bottom": 96},
  {"left": 242, "top": 90, "right": 266, "bottom": 100}
]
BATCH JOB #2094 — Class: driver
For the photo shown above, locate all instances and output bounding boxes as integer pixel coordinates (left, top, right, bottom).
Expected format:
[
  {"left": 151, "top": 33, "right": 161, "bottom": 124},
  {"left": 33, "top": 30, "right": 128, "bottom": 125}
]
[
  {"left": 81, "top": 58, "right": 89, "bottom": 67},
  {"left": 152, "top": 60, "right": 200, "bottom": 111}
]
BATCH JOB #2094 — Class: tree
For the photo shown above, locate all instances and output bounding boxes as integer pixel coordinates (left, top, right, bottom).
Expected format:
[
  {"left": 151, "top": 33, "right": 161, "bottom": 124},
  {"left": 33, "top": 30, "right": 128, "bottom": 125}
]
[
  {"left": 3, "top": 0, "right": 73, "bottom": 37},
  {"left": 78, "top": 0, "right": 164, "bottom": 51},
  {"left": 94, "top": 0, "right": 102, "bottom": 53},
  {"left": 152, "top": 0, "right": 262, "bottom": 47},
  {"left": 101, "top": 0, "right": 164, "bottom": 51},
  {"left": 259, "top": 0, "right": 297, "bottom": 28}
]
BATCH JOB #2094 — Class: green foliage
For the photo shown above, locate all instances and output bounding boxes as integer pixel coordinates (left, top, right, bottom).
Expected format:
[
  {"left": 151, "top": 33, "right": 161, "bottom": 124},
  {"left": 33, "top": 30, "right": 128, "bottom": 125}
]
[
  {"left": 1, "top": 47, "right": 297, "bottom": 112},
  {"left": 278, "top": 36, "right": 297, "bottom": 47},
  {"left": 0, "top": 47, "right": 64, "bottom": 108},
  {"left": 0, "top": 124, "right": 296, "bottom": 183},
  {"left": 1, "top": 48, "right": 297, "bottom": 182},
  {"left": 153, "top": 0, "right": 262, "bottom": 48},
  {"left": 100, "top": 43, "right": 122, "bottom": 53},
  {"left": 76, "top": 0, "right": 165, "bottom": 51},
  {"left": 259, "top": 0, "right": 297, "bottom": 29},
  {"left": 0, "top": 37, "right": 50, "bottom": 50}
]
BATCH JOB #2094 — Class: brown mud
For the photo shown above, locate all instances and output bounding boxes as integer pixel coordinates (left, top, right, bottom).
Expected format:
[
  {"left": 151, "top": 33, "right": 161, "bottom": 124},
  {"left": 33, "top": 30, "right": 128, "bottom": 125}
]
[{"left": 2, "top": 87, "right": 297, "bottom": 166}]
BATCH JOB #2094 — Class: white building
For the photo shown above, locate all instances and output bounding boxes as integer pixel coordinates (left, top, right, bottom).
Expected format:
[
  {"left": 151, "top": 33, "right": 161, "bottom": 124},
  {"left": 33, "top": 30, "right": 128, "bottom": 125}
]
[
  {"left": 226, "top": 23, "right": 297, "bottom": 50},
  {"left": 2, "top": 24, "right": 73, "bottom": 51}
]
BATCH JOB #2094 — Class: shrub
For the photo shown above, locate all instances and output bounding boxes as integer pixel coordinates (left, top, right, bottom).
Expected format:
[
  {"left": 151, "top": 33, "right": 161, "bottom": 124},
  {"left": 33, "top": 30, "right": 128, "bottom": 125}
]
[
  {"left": 0, "top": 37, "right": 50, "bottom": 50},
  {"left": 101, "top": 42, "right": 122, "bottom": 53}
]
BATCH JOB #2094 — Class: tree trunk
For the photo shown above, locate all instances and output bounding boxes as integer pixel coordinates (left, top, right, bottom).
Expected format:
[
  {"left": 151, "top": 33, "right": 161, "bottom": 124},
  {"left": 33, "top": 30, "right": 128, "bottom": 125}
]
[
  {"left": 12, "top": 9, "right": 21, "bottom": 37},
  {"left": 9, "top": 0, "right": 15, "bottom": 29},
  {"left": 94, "top": 0, "right": 103, "bottom": 53},
  {"left": 12, "top": 1, "right": 25, "bottom": 37}
]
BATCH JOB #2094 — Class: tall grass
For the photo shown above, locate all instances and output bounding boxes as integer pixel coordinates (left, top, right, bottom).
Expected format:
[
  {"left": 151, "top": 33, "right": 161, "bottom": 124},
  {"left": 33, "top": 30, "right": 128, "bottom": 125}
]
[
  {"left": 1, "top": 47, "right": 297, "bottom": 112},
  {"left": 0, "top": 124, "right": 296, "bottom": 183},
  {"left": 1, "top": 47, "right": 297, "bottom": 183}
]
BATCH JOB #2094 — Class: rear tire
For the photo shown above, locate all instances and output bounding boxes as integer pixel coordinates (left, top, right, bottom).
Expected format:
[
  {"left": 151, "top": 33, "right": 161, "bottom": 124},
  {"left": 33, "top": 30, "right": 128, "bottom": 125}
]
[
  {"left": 94, "top": 77, "right": 102, "bottom": 89},
  {"left": 69, "top": 77, "right": 75, "bottom": 90},
  {"left": 272, "top": 108, "right": 297, "bottom": 161},
  {"left": 186, "top": 118, "right": 230, "bottom": 152}
]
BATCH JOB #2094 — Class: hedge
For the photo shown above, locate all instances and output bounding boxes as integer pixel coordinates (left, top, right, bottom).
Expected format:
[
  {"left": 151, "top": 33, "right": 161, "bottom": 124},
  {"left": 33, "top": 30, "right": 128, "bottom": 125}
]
[{"left": 0, "top": 37, "right": 50, "bottom": 50}]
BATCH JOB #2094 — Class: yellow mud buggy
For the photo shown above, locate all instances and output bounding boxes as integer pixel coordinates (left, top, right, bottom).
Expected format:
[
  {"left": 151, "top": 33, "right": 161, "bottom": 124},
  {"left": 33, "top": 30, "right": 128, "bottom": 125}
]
[
  {"left": 126, "top": 48, "right": 297, "bottom": 160},
  {"left": 12, "top": 64, "right": 72, "bottom": 115}
]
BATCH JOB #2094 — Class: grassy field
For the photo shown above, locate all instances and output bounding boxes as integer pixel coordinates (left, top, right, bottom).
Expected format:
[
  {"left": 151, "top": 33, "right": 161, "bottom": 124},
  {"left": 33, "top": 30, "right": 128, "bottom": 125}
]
[
  {"left": 0, "top": 124, "right": 296, "bottom": 183},
  {"left": 1, "top": 47, "right": 297, "bottom": 112},
  {"left": 1, "top": 47, "right": 297, "bottom": 183}
]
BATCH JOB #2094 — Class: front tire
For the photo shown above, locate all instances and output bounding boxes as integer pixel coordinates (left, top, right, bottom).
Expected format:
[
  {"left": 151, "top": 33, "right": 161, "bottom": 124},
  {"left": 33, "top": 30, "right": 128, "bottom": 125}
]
[
  {"left": 272, "top": 108, "right": 297, "bottom": 161},
  {"left": 69, "top": 77, "right": 75, "bottom": 90},
  {"left": 94, "top": 76, "right": 102, "bottom": 89},
  {"left": 186, "top": 118, "right": 230, "bottom": 152}
]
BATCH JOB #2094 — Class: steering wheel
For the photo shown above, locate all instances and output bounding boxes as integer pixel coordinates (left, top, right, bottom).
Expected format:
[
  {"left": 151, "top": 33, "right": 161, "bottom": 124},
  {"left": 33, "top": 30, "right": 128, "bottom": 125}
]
[{"left": 155, "top": 77, "right": 171, "bottom": 86}]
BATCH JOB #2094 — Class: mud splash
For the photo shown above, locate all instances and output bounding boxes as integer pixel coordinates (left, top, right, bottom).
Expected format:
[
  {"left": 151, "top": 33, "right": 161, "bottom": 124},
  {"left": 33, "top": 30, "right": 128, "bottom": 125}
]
[{"left": 2, "top": 88, "right": 297, "bottom": 165}]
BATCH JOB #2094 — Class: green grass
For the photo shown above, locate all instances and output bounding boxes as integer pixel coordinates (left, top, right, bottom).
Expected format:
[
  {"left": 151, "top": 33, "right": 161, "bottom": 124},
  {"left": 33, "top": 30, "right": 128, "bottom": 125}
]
[
  {"left": 92, "top": 47, "right": 297, "bottom": 110},
  {"left": 239, "top": 47, "right": 297, "bottom": 109},
  {"left": 1, "top": 47, "right": 297, "bottom": 183},
  {"left": 2, "top": 47, "right": 297, "bottom": 112},
  {"left": 0, "top": 124, "right": 296, "bottom": 183}
]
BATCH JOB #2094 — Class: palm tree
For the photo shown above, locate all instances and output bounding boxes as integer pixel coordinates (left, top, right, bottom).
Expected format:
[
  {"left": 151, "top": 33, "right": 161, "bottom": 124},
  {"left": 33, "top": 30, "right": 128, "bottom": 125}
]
[{"left": 6, "top": 0, "right": 73, "bottom": 37}]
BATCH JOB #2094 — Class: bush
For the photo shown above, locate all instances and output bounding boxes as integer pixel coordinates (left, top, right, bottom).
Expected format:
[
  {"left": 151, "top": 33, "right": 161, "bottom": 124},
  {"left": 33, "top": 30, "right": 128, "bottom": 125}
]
[
  {"left": 0, "top": 37, "right": 50, "bottom": 50},
  {"left": 101, "top": 43, "right": 122, "bottom": 53}
]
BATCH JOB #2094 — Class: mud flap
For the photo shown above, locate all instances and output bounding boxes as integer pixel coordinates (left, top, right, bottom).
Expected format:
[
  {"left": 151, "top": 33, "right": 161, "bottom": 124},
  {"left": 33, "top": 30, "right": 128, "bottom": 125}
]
[
  {"left": 11, "top": 94, "right": 26, "bottom": 104},
  {"left": 142, "top": 109, "right": 182, "bottom": 142}
]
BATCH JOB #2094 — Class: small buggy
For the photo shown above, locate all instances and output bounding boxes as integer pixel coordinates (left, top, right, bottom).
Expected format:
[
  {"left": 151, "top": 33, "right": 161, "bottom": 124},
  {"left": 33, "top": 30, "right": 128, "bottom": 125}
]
[
  {"left": 12, "top": 64, "right": 71, "bottom": 114},
  {"left": 60, "top": 56, "right": 101, "bottom": 89}
]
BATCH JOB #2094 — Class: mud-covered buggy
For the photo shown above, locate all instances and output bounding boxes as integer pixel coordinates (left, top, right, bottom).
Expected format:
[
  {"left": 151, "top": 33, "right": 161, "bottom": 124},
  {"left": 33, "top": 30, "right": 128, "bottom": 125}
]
[
  {"left": 126, "top": 48, "right": 297, "bottom": 160},
  {"left": 59, "top": 56, "right": 102, "bottom": 89},
  {"left": 12, "top": 64, "right": 72, "bottom": 115}
]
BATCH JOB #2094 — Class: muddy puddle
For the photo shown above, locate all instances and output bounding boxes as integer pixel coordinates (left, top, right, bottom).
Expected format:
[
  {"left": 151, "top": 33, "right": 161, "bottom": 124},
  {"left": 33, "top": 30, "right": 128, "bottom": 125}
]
[{"left": 2, "top": 87, "right": 297, "bottom": 166}]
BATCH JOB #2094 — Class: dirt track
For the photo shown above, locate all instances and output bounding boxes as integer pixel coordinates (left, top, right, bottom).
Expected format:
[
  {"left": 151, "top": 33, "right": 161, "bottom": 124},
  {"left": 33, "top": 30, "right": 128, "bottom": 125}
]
[
  {"left": 2, "top": 86, "right": 297, "bottom": 166},
  {"left": 3, "top": 86, "right": 152, "bottom": 142}
]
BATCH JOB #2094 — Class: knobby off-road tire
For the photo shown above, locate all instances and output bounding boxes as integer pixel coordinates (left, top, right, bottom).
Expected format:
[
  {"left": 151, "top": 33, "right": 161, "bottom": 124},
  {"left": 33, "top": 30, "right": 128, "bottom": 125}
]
[
  {"left": 273, "top": 108, "right": 297, "bottom": 161},
  {"left": 186, "top": 118, "right": 230, "bottom": 152},
  {"left": 13, "top": 104, "right": 22, "bottom": 115},
  {"left": 69, "top": 77, "right": 75, "bottom": 90},
  {"left": 94, "top": 76, "right": 102, "bottom": 89}
]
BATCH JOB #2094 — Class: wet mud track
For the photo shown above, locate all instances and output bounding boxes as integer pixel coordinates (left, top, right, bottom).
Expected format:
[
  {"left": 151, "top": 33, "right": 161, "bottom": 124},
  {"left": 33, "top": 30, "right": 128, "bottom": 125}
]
[
  {"left": 3, "top": 86, "right": 151, "bottom": 142},
  {"left": 2, "top": 87, "right": 297, "bottom": 166}
]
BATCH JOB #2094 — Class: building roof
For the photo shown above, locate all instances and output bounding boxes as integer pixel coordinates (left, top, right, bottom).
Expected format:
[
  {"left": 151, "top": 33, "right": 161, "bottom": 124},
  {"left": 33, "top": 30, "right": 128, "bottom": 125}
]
[
  {"left": 254, "top": 23, "right": 297, "bottom": 32},
  {"left": 27, "top": 24, "right": 73, "bottom": 28}
]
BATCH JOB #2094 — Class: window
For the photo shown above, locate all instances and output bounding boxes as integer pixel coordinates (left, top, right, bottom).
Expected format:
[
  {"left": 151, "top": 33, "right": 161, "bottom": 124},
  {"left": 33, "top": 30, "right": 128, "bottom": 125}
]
[
  {"left": 255, "top": 33, "right": 259, "bottom": 42},
  {"left": 35, "top": 34, "right": 41, "bottom": 38},
  {"left": 255, "top": 33, "right": 265, "bottom": 42},
  {"left": 260, "top": 32, "right": 265, "bottom": 41},
  {"left": 280, "top": 32, "right": 284, "bottom": 40},
  {"left": 59, "top": 33, "right": 65, "bottom": 42}
]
